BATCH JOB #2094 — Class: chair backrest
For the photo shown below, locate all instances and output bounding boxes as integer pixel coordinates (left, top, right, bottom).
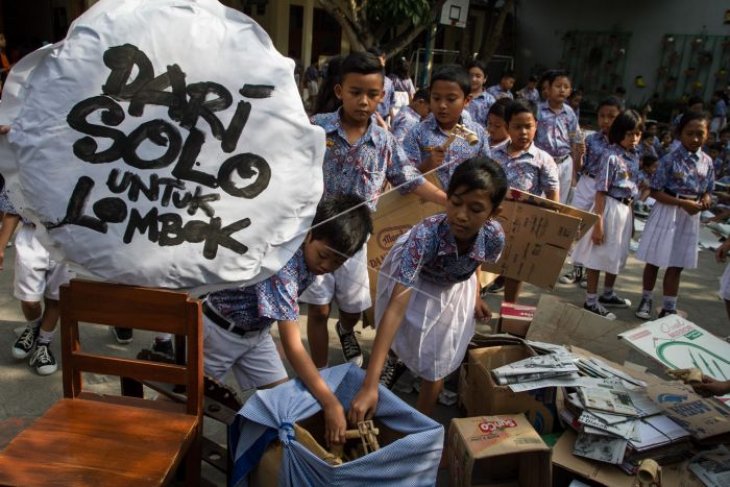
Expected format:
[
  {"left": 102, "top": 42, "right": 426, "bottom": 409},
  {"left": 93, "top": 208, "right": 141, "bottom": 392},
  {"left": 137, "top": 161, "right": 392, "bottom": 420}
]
[{"left": 59, "top": 279, "right": 203, "bottom": 416}]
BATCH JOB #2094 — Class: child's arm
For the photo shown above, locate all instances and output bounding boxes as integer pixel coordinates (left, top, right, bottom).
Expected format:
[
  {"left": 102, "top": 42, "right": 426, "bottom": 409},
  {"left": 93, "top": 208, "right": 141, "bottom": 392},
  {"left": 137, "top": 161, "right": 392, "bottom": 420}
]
[
  {"left": 348, "top": 282, "right": 412, "bottom": 424},
  {"left": 591, "top": 192, "right": 607, "bottom": 245},
  {"left": 544, "top": 189, "right": 559, "bottom": 202},
  {"left": 0, "top": 213, "right": 20, "bottom": 270},
  {"left": 692, "top": 376, "right": 730, "bottom": 397},
  {"left": 715, "top": 239, "right": 730, "bottom": 263},
  {"left": 418, "top": 147, "right": 445, "bottom": 174},
  {"left": 278, "top": 320, "right": 346, "bottom": 446},
  {"left": 410, "top": 179, "right": 447, "bottom": 206},
  {"left": 639, "top": 187, "right": 651, "bottom": 201},
  {"left": 650, "top": 190, "right": 702, "bottom": 215}
]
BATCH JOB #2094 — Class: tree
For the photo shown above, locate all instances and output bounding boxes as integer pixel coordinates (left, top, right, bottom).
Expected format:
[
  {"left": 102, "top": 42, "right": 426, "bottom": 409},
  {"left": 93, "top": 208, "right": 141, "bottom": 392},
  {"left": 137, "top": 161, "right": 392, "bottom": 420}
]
[
  {"left": 478, "top": 0, "right": 514, "bottom": 64},
  {"left": 316, "top": 0, "right": 447, "bottom": 59}
]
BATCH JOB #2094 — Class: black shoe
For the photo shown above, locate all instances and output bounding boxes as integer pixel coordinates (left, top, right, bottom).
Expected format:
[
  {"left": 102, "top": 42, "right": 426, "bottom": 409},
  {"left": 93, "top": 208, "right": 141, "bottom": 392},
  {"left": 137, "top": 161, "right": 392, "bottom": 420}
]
[
  {"left": 658, "top": 308, "right": 677, "bottom": 318},
  {"left": 29, "top": 344, "right": 58, "bottom": 375},
  {"left": 336, "top": 322, "right": 363, "bottom": 367},
  {"left": 598, "top": 293, "right": 632, "bottom": 308},
  {"left": 379, "top": 353, "right": 406, "bottom": 390},
  {"left": 583, "top": 302, "right": 617, "bottom": 320},
  {"left": 12, "top": 325, "right": 39, "bottom": 360},
  {"left": 635, "top": 297, "right": 653, "bottom": 320},
  {"left": 152, "top": 338, "right": 175, "bottom": 361},
  {"left": 111, "top": 326, "right": 133, "bottom": 344}
]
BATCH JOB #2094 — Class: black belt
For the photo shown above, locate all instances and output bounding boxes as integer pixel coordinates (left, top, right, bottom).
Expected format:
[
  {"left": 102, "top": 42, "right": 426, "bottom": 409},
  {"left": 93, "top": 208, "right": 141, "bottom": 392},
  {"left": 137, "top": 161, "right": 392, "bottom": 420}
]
[
  {"left": 607, "top": 194, "right": 633, "bottom": 206},
  {"left": 203, "top": 300, "right": 264, "bottom": 338},
  {"left": 581, "top": 172, "right": 595, "bottom": 179},
  {"left": 664, "top": 189, "right": 699, "bottom": 200},
  {"left": 555, "top": 154, "right": 570, "bottom": 164}
]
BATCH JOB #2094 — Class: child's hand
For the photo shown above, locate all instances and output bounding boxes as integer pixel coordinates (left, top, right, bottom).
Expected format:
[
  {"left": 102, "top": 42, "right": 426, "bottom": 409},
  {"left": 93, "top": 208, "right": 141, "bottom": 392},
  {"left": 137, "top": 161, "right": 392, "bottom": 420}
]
[
  {"left": 679, "top": 199, "right": 702, "bottom": 215},
  {"left": 692, "top": 376, "right": 730, "bottom": 398},
  {"left": 474, "top": 299, "right": 492, "bottom": 322},
  {"left": 348, "top": 386, "right": 378, "bottom": 425},
  {"left": 428, "top": 147, "right": 446, "bottom": 167},
  {"left": 374, "top": 112, "right": 389, "bottom": 130},
  {"left": 322, "top": 399, "right": 347, "bottom": 447},
  {"left": 591, "top": 220, "right": 604, "bottom": 245},
  {"left": 0, "top": 125, "right": 8, "bottom": 135},
  {"left": 701, "top": 194, "right": 712, "bottom": 210},
  {"left": 716, "top": 240, "right": 730, "bottom": 263}
]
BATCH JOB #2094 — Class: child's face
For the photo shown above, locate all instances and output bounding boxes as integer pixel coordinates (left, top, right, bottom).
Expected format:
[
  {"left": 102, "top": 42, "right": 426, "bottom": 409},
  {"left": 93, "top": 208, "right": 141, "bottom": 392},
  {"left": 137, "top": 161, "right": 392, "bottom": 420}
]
[
  {"left": 303, "top": 236, "right": 348, "bottom": 275},
  {"left": 507, "top": 112, "right": 537, "bottom": 150},
  {"left": 468, "top": 67, "right": 486, "bottom": 93},
  {"left": 430, "top": 80, "right": 468, "bottom": 129},
  {"left": 413, "top": 99, "right": 430, "bottom": 119},
  {"left": 569, "top": 94, "right": 582, "bottom": 109},
  {"left": 679, "top": 120, "right": 709, "bottom": 153},
  {"left": 335, "top": 72, "right": 384, "bottom": 124},
  {"left": 646, "top": 125, "right": 658, "bottom": 137},
  {"left": 644, "top": 162, "right": 659, "bottom": 175},
  {"left": 487, "top": 114, "right": 509, "bottom": 144},
  {"left": 500, "top": 77, "right": 515, "bottom": 91},
  {"left": 720, "top": 131, "right": 730, "bottom": 144},
  {"left": 527, "top": 80, "right": 537, "bottom": 89},
  {"left": 597, "top": 105, "right": 620, "bottom": 134},
  {"left": 547, "top": 76, "right": 571, "bottom": 104},
  {"left": 446, "top": 187, "right": 495, "bottom": 244},
  {"left": 709, "top": 148, "right": 720, "bottom": 159},
  {"left": 661, "top": 132, "right": 672, "bottom": 145},
  {"left": 619, "top": 128, "right": 642, "bottom": 151}
]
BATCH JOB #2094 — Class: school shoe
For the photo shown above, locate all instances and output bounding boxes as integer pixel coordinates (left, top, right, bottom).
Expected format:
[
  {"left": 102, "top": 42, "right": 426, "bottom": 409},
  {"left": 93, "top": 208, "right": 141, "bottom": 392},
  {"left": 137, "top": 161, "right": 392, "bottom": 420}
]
[
  {"left": 658, "top": 308, "right": 677, "bottom": 319},
  {"left": 583, "top": 302, "right": 617, "bottom": 320},
  {"left": 29, "top": 344, "right": 58, "bottom": 375},
  {"left": 598, "top": 293, "right": 632, "bottom": 308},
  {"left": 151, "top": 338, "right": 175, "bottom": 362},
  {"left": 111, "top": 326, "right": 134, "bottom": 344},
  {"left": 336, "top": 322, "right": 363, "bottom": 367},
  {"left": 635, "top": 298, "right": 653, "bottom": 320},
  {"left": 12, "top": 325, "right": 39, "bottom": 360},
  {"left": 379, "top": 353, "right": 406, "bottom": 390},
  {"left": 559, "top": 267, "right": 583, "bottom": 285}
]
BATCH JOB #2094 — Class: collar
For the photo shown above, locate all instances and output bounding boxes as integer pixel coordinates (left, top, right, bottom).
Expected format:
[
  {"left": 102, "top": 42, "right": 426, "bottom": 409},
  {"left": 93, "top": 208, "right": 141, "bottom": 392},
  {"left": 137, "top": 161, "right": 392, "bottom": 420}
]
[
  {"left": 539, "top": 100, "right": 568, "bottom": 115},
  {"left": 676, "top": 144, "right": 702, "bottom": 161},
  {"left": 320, "top": 108, "right": 385, "bottom": 147},
  {"left": 423, "top": 113, "right": 468, "bottom": 135},
  {"left": 498, "top": 141, "right": 537, "bottom": 159},
  {"left": 436, "top": 216, "right": 490, "bottom": 260}
]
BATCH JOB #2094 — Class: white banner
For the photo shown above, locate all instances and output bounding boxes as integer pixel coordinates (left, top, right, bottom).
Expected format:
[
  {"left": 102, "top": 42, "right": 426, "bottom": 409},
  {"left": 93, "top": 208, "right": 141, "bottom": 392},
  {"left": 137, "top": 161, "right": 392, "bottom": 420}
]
[{"left": 0, "top": 0, "right": 325, "bottom": 292}]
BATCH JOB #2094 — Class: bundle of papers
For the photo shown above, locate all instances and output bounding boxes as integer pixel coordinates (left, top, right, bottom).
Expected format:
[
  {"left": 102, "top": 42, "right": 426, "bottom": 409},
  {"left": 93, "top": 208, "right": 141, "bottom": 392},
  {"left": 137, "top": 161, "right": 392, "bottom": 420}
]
[
  {"left": 491, "top": 352, "right": 579, "bottom": 386},
  {"left": 688, "top": 445, "right": 730, "bottom": 487}
]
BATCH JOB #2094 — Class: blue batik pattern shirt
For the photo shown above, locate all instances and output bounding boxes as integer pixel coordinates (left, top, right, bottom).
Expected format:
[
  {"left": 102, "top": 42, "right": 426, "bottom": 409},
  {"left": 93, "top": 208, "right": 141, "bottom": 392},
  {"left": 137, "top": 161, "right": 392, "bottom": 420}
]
[
  {"left": 313, "top": 109, "right": 424, "bottom": 211},
  {"left": 393, "top": 213, "right": 504, "bottom": 287},
  {"left": 486, "top": 84, "right": 514, "bottom": 100},
  {"left": 594, "top": 145, "right": 640, "bottom": 200},
  {"left": 402, "top": 113, "right": 490, "bottom": 189},
  {"left": 650, "top": 145, "right": 714, "bottom": 196},
  {"left": 465, "top": 90, "right": 495, "bottom": 127},
  {"left": 377, "top": 76, "right": 396, "bottom": 119},
  {"left": 583, "top": 132, "right": 610, "bottom": 177},
  {"left": 535, "top": 101, "right": 580, "bottom": 159},
  {"left": 517, "top": 87, "right": 540, "bottom": 104},
  {"left": 391, "top": 105, "right": 422, "bottom": 145},
  {"left": 0, "top": 188, "right": 30, "bottom": 224},
  {"left": 492, "top": 143, "right": 559, "bottom": 196},
  {"left": 207, "top": 247, "right": 315, "bottom": 332}
]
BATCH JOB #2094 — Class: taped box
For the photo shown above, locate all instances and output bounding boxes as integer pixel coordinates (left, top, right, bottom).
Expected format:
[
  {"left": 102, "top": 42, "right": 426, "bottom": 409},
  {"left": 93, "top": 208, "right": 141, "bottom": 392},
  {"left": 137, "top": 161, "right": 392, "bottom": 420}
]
[
  {"left": 448, "top": 414, "right": 551, "bottom": 487},
  {"left": 498, "top": 302, "right": 536, "bottom": 337},
  {"left": 459, "top": 345, "right": 557, "bottom": 434}
]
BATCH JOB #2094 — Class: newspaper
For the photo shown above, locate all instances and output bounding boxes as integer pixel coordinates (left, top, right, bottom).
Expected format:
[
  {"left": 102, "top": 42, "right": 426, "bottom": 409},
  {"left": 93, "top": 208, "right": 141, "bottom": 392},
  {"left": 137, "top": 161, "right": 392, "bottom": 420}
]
[
  {"left": 573, "top": 431, "right": 628, "bottom": 465},
  {"left": 629, "top": 415, "right": 690, "bottom": 452},
  {"left": 579, "top": 387, "right": 640, "bottom": 416},
  {"left": 688, "top": 445, "right": 730, "bottom": 487},
  {"left": 578, "top": 412, "right": 638, "bottom": 440},
  {"left": 492, "top": 352, "right": 579, "bottom": 385},
  {"left": 507, "top": 375, "right": 602, "bottom": 392}
]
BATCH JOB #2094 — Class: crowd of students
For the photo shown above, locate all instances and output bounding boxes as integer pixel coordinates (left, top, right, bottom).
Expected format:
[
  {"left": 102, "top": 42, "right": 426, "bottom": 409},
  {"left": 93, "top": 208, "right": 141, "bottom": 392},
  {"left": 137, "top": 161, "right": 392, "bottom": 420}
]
[{"left": 2, "top": 48, "right": 730, "bottom": 447}]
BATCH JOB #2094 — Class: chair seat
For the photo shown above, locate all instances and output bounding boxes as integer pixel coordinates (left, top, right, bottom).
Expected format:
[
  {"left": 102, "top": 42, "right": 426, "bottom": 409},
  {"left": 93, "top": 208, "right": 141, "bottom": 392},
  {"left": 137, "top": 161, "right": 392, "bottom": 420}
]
[{"left": 0, "top": 398, "right": 198, "bottom": 487}]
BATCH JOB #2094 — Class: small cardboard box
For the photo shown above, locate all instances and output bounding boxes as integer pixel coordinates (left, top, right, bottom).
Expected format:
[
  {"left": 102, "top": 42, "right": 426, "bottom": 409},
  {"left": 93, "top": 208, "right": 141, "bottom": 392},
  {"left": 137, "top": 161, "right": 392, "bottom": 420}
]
[
  {"left": 460, "top": 345, "right": 557, "bottom": 434},
  {"left": 498, "top": 303, "right": 536, "bottom": 337},
  {"left": 448, "top": 415, "right": 551, "bottom": 487}
]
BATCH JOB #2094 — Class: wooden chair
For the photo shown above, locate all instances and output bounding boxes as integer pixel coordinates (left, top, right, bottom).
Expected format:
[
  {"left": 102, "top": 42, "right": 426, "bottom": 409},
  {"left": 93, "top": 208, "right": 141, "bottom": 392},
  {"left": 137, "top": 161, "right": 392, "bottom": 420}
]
[{"left": 0, "top": 279, "right": 203, "bottom": 487}]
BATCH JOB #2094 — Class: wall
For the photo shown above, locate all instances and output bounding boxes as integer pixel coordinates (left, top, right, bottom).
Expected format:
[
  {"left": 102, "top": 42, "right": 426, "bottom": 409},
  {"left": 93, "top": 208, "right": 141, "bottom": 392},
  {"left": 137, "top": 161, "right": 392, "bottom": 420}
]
[{"left": 516, "top": 0, "right": 730, "bottom": 106}]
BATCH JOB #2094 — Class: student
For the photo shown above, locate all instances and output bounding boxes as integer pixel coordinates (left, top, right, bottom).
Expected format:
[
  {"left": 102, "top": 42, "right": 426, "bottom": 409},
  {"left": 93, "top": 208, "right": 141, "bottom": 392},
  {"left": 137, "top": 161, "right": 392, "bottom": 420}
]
[
  {"left": 710, "top": 90, "right": 728, "bottom": 136},
  {"left": 657, "top": 129, "right": 674, "bottom": 158},
  {"left": 568, "top": 89, "right": 583, "bottom": 120},
  {"left": 389, "top": 56, "right": 416, "bottom": 116},
  {"left": 671, "top": 96, "right": 704, "bottom": 131},
  {"left": 572, "top": 110, "right": 643, "bottom": 319},
  {"left": 403, "top": 64, "right": 491, "bottom": 190},
  {"left": 491, "top": 100, "right": 559, "bottom": 302},
  {"left": 465, "top": 59, "right": 495, "bottom": 128},
  {"left": 312, "top": 55, "right": 343, "bottom": 116},
  {"left": 391, "top": 88, "right": 430, "bottom": 145},
  {"left": 0, "top": 190, "right": 74, "bottom": 375},
  {"left": 635, "top": 112, "right": 714, "bottom": 320},
  {"left": 302, "top": 52, "right": 446, "bottom": 369},
  {"left": 204, "top": 195, "right": 371, "bottom": 447},
  {"left": 534, "top": 70, "right": 584, "bottom": 205},
  {"left": 485, "top": 97, "right": 513, "bottom": 152},
  {"left": 516, "top": 75, "right": 540, "bottom": 104},
  {"left": 638, "top": 154, "right": 659, "bottom": 201},
  {"left": 639, "top": 130, "right": 658, "bottom": 159},
  {"left": 486, "top": 71, "right": 515, "bottom": 100},
  {"left": 348, "top": 157, "right": 507, "bottom": 419},
  {"left": 368, "top": 47, "right": 395, "bottom": 124},
  {"left": 708, "top": 142, "right": 727, "bottom": 181}
]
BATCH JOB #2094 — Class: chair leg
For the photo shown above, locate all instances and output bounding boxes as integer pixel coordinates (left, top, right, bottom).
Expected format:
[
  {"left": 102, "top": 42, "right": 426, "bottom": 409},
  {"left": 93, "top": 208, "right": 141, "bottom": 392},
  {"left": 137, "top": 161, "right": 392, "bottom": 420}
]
[{"left": 184, "top": 424, "right": 202, "bottom": 487}]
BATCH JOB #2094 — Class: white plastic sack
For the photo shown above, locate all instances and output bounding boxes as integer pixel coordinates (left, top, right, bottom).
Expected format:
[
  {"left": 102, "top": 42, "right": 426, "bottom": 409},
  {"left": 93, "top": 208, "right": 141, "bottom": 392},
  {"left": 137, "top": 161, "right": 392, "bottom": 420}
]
[{"left": 0, "top": 0, "right": 324, "bottom": 292}]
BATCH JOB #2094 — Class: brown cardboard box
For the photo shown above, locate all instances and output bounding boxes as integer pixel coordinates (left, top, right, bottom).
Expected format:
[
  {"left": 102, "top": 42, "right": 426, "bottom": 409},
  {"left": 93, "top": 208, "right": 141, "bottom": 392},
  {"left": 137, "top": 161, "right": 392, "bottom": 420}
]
[
  {"left": 448, "top": 415, "right": 551, "bottom": 487},
  {"left": 459, "top": 345, "right": 557, "bottom": 434},
  {"left": 498, "top": 303, "right": 536, "bottom": 337}
]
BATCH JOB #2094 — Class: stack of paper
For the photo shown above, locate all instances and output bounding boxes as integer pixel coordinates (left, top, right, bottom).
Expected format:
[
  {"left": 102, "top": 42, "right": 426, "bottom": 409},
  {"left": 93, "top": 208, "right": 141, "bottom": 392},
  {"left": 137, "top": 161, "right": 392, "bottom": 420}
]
[
  {"left": 688, "top": 445, "right": 730, "bottom": 487},
  {"left": 491, "top": 352, "right": 580, "bottom": 386}
]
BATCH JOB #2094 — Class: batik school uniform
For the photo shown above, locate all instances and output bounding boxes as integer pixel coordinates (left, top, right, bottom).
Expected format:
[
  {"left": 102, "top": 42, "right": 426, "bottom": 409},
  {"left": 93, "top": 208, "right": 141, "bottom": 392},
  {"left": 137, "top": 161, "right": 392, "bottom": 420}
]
[
  {"left": 636, "top": 146, "right": 714, "bottom": 269},
  {"left": 711, "top": 98, "right": 727, "bottom": 135},
  {"left": 572, "top": 131, "right": 611, "bottom": 210},
  {"left": 204, "top": 247, "right": 314, "bottom": 389},
  {"left": 465, "top": 90, "right": 496, "bottom": 127},
  {"left": 572, "top": 145, "right": 639, "bottom": 275},
  {"left": 391, "top": 105, "right": 422, "bottom": 145},
  {"left": 517, "top": 87, "right": 539, "bottom": 104},
  {"left": 377, "top": 76, "right": 396, "bottom": 120},
  {"left": 299, "top": 109, "right": 424, "bottom": 314},
  {"left": 375, "top": 214, "right": 504, "bottom": 381},
  {"left": 535, "top": 101, "right": 581, "bottom": 205},
  {"left": 491, "top": 142, "right": 559, "bottom": 197},
  {"left": 489, "top": 138, "right": 510, "bottom": 153},
  {"left": 486, "top": 84, "right": 513, "bottom": 100},
  {"left": 403, "top": 113, "right": 490, "bottom": 189}
]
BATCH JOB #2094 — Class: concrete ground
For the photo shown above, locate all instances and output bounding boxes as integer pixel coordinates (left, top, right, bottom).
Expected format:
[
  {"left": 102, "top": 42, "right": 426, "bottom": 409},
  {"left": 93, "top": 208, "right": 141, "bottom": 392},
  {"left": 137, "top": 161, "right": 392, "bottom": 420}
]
[{"left": 0, "top": 220, "right": 728, "bottom": 485}]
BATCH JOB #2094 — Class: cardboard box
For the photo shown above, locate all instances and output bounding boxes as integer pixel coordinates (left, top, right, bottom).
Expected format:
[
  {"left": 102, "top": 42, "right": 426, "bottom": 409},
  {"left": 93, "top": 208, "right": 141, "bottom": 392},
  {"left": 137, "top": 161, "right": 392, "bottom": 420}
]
[
  {"left": 482, "top": 189, "right": 598, "bottom": 289},
  {"left": 460, "top": 345, "right": 557, "bottom": 434},
  {"left": 498, "top": 303, "right": 536, "bottom": 337},
  {"left": 448, "top": 415, "right": 551, "bottom": 487}
]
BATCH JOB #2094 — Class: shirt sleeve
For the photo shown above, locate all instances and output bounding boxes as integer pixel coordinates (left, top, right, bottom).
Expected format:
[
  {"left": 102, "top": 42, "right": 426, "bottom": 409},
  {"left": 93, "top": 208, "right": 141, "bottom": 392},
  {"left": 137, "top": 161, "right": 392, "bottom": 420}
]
[
  {"left": 594, "top": 153, "right": 614, "bottom": 193},
  {"left": 386, "top": 138, "right": 425, "bottom": 194},
  {"left": 650, "top": 153, "right": 671, "bottom": 190},
  {"left": 482, "top": 220, "right": 506, "bottom": 263},
  {"left": 402, "top": 124, "right": 423, "bottom": 166},
  {"left": 540, "top": 154, "right": 560, "bottom": 193},
  {"left": 704, "top": 156, "right": 716, "bottom": 194},
  {"left": 393, "top": 220, "right": 438, "bottom": 288},
  {"left": 255, "top": 265, "right": 300, "bottom": 322}
]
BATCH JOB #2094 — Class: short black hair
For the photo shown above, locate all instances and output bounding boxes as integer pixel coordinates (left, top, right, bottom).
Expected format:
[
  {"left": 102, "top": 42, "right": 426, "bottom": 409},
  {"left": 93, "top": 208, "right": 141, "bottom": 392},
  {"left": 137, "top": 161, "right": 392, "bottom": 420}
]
[
  {"left": 447, "top": 157, "right": 508, "bottom": 207},
  {"left": 430, "top": 64, "right": 470, "bottom": 97},
  {"left": 675, "top": 110, "right": 709, "bottom": 136},
  {"left": 527, "top": 75, "right": 538, "bottom": 83},
  {"left": 608, "top": 109, "right": 643, "bottom": 145},
  {"left": 501, "top": 71, "right": 515, "bottom": 80},
  {"left": 366, "top": 46, "right": 385, "bottom": 58},
  {"left": 487, "top": 97, "right": 513, "bottom": 120},
  {"left": 504, "top": 99, "right": 537, "bottom": 124},
  {"left": 645, "top": 120, "right": 658, "bottom": 129},
  {"left": 339, "top": 52, "right": 384, "bottom": 85},
  {"left": 541, "top": 69, "right": 571, "bottom": 86},
  {"left": 597, "top": 96, "right": 623, "bottom": 111},
  {"left": 313, "top": 55, "right": 343, "bottom": 115},
  {"left": 708, "top": 142, "right": 724, "bottom": 153},
  {"left": 641, "top": 154, "right": 658, "bottom": 168},
  {"left": 465, "top": 59, "right": 488, "bottom": 78},
  {"left": 310, "top": 195, "right": 372, "bottom": 257},
  {"left": 413, "top": 88, "right": 429, "bottom": 102}
]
